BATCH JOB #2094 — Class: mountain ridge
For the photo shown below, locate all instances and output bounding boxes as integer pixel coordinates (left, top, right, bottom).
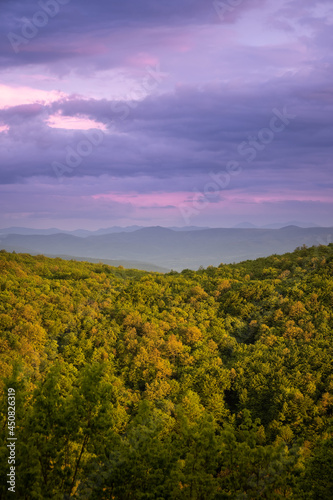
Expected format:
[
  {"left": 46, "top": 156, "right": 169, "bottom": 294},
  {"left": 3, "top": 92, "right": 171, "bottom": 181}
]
[{"left": 1, "top": 226, "right": 332, "bottom": 271}]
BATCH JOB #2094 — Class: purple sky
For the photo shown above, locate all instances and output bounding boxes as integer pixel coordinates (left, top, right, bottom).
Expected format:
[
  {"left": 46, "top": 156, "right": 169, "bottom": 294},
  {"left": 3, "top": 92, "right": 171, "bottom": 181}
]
[{"left": 0, "top": 0, "right": 332, "bottom": 229}]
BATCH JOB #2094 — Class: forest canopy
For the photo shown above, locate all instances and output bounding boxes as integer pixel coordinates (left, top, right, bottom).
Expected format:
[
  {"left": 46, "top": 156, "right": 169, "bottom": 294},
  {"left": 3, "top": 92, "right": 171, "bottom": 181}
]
[{"left": 1, "top": 244, "right": 333, "bottom": 498}]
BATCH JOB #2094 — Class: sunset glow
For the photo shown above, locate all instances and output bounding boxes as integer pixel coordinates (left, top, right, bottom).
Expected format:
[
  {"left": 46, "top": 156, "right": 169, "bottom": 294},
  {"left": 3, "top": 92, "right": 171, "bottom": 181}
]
[{"left": 0, "top": 0, "right": 332, "bottom": 229}]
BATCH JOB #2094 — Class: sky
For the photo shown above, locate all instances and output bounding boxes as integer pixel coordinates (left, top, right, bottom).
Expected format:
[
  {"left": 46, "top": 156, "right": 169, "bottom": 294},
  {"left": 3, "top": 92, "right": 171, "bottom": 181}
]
[{"left": 0, "top": 0, "right": 332, "bottom": 229}]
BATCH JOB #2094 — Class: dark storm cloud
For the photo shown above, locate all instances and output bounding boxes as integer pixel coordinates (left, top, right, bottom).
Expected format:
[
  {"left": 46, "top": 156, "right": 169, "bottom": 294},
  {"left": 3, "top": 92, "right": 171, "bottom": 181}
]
[
  {"left": 1, "top": 0, "right": 265, "bottom": 32},
  {"left": 0, "top": 0, "right": 267, "bottom": 69}
]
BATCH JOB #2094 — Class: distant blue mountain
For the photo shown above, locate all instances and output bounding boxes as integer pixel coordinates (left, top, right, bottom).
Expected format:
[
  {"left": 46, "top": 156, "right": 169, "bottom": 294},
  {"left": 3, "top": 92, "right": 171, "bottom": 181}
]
[
  {"left": 1, "top": 225, "right": 332, "bottom": 272},
  {"left": 0, "top": 225, "right": 210, "bottom": 237},
  {"left": 232, "top": 221, "right": 322, "bottom": 229}
]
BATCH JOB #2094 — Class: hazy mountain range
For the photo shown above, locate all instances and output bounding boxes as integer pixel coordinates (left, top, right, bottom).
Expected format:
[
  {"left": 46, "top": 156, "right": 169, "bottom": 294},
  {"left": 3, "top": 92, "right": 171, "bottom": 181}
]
[
  {"left": 0, "top": 221, "right": 321, "bottom": 237},
  {"left": 0, "top": 225, "right": 210, "bottom": 237},
  {"left": 1, "top": 225, "right": 332, "bottom": 272}
]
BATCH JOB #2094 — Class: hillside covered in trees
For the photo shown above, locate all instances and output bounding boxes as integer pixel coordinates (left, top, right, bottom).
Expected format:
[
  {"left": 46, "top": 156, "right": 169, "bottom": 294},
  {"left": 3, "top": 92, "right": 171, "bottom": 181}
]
[{"left": 1, "top": 245, "right": 333, "bottom": 499}]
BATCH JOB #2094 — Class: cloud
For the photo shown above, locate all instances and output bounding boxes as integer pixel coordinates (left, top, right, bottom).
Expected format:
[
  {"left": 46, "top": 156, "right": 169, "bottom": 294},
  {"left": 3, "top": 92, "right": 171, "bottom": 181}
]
[
  {"left": 47, "top": 112, "right": 107, "bottom": 130},
  {"left": 0, "top": 0, "right": 332, "bottom": 228},
  {"left": 0, "top": 84, "right": 66, "bottom": 108},
  {"left": 0, "top": 0, "right": 268, "bottom": 73},
  {"left": 0, "top": 73, "right": 332, "bottom": 189}
]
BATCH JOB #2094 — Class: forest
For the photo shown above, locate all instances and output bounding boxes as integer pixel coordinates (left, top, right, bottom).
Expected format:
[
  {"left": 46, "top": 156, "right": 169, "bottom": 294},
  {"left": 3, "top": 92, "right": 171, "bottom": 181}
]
[{"left": 0, "top": 244, "right": 333, "bottom": 499}]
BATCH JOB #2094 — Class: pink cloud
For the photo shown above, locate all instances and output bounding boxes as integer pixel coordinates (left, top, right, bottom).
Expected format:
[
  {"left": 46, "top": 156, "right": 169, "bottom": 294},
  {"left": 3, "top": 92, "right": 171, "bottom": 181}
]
[
  {"left": 91, "top": 192, "right": 187, "bottom": 207},
  {"left": 126, "top": 52, "right": 160, "bottom": 68},
  {"left": 0, "top": 84, "right": 66, "bottom": 109},
  {"left": 219, "top": 189, "right": 333, "bottom": 205},
  {"left": 47, "top": 112, "right": 107, "bottom": 130}
]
